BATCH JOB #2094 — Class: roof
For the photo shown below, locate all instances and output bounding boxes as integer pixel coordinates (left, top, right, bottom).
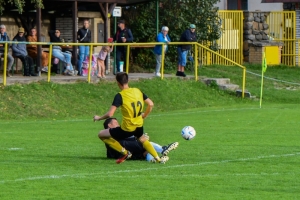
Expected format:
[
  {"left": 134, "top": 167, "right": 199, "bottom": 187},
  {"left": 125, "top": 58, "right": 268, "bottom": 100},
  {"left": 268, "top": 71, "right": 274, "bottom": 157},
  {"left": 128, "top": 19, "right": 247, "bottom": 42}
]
[
  {"left": 43, "top": 0, "right": 154, "bottom": 6},
  {"left": 261, "top": 0, "right": 300, "bottom": 2},
  {"left": 1, "top": 0, "right": 154, "bottom": 15}
]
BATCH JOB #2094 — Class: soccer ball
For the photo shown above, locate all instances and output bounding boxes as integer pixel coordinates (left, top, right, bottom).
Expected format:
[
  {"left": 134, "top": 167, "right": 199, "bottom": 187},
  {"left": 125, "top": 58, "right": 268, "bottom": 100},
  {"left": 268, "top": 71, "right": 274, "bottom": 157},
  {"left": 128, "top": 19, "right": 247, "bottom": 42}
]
[{"left": 181, "top": 126, "right": 196, "bottom": 140}]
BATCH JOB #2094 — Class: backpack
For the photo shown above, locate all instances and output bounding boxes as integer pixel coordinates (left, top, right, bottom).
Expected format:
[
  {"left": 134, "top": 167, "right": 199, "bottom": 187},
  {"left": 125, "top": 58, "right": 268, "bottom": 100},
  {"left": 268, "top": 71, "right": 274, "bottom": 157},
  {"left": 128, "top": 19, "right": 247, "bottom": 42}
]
[{"left": 81, "top": 55, "right": 97, "bottom": 76}]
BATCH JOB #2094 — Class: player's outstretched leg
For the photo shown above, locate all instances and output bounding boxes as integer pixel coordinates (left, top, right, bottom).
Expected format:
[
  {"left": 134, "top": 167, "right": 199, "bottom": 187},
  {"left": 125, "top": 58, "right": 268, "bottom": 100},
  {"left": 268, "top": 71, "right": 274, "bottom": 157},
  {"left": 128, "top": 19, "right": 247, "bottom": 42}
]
[
  {"left": 116, "top": 151, "right": 132, "bottom": 164},
  {"left": 161, "top": 142, "right": 179, "bottom": 156}
]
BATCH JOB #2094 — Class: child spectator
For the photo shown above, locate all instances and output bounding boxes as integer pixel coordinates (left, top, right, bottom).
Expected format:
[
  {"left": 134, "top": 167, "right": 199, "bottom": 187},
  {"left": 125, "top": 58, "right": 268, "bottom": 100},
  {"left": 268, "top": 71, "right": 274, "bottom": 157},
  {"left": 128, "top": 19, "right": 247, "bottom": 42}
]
[{"left": 97, "top": 44, "right": 113, "bottom": 78}]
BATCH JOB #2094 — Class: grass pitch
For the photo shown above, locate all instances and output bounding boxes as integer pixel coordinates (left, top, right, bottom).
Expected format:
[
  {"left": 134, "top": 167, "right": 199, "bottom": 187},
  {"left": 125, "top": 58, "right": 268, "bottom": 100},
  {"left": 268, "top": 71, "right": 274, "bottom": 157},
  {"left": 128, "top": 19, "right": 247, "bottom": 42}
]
[{"left": 1, "top": 104, "right": 299, "bottom": 199}]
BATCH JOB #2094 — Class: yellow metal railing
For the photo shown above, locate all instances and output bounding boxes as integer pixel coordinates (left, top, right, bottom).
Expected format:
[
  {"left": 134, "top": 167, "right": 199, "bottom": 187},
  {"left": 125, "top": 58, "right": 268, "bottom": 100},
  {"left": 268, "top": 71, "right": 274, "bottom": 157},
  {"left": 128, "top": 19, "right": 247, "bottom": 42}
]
[
  {"left": 196, "top": 42, "right": 246, "bottom": 97},
  {"left": 0, "top": 41, "right": 247, "bottom": 98},
  {"left": 267, "top": 11, "right": 296, "bottom": 66},
  {"left": 217, "top": 10, "right": 244, "bottom": 65}
]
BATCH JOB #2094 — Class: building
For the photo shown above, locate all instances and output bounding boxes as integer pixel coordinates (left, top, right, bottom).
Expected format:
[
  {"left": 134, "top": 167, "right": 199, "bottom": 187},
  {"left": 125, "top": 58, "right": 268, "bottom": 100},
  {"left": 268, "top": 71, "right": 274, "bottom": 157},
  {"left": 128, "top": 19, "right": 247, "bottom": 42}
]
[{"left": 215, "top": 0, "right": 283, "bottom": 11}]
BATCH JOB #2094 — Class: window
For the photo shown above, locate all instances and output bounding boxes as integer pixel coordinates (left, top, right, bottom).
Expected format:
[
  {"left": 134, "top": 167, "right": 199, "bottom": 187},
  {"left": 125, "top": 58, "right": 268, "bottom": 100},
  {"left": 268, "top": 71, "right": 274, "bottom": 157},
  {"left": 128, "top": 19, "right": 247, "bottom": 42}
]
[{"left": 227, "top": 0, "right": 248, "bottom": 10}]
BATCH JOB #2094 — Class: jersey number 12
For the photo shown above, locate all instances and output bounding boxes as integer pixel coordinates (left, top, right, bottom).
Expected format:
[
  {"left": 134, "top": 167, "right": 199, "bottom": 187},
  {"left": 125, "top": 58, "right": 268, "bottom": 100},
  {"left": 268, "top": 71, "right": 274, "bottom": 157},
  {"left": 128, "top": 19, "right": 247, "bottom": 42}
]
[{"left": 131, "top": 101, "right": 142, "bottom": 118}]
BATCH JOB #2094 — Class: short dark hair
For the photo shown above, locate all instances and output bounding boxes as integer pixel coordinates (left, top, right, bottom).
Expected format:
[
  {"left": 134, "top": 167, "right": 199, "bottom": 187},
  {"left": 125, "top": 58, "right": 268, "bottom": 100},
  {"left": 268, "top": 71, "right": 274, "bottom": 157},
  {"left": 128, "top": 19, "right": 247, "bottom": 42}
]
[
  {"left": 116, "top": 72, "right": 128, "bottom": 86},
  {"left": 103, "top": 118, "right": 117, "bottom": 129}
]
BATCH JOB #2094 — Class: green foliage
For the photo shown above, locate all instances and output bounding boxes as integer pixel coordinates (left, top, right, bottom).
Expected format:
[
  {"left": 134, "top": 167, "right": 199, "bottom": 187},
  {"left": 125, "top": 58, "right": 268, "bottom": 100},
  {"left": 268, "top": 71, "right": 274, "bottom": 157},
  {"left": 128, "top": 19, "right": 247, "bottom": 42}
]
[
  {"left": 0, "top": 0, "right": 44, "bottom": 14},
  {"left": 121, "top": 0, "right": 222, "bottom": 70}
]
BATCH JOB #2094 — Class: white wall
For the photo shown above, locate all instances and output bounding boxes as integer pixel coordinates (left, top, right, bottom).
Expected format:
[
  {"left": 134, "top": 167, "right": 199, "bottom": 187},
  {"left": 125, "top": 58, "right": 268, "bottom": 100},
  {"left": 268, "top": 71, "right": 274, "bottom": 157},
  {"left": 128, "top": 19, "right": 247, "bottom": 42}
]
[
  {"left": 249, "top": 1, "right": 283, "bottom": 11},
  {"left": 215, "top": 1, "right": 226, "bottom": 10},
  {"left": 215, "top": 0, "right": 283, "bottom": 11}
]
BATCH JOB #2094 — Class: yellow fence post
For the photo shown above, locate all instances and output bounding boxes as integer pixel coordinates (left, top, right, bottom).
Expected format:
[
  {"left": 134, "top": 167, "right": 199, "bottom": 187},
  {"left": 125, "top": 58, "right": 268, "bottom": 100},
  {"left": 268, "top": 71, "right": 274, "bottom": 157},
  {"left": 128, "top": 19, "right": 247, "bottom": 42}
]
[
  {"left": 47, "top": 44, "right": 53, "bottom": 82},
  {"left": 161, "top": 43, "right": 165, "bottom": 80},
  {"left": 242, "top": 68, "right": 246, "bottom": 98},
  {"left": 126, "top": 45, "right": 130, "bottom": 74},
  {"left": 3, "top": 42, "right": 8, "bottom": 86},
  {"left": 194, "top": 43, "right": 198, "bottom": 81},
  {"left": 267, "top": 11, "right": 296, "bottom": 66},
  {"left": 88, "top": 45, "right": 93, "bottom": 83}
]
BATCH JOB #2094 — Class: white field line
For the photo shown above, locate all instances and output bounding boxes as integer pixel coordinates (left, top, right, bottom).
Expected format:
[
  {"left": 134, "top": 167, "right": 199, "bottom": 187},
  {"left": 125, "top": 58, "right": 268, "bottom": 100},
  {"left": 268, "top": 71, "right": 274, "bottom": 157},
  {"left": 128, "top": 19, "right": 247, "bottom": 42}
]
[
  {"left": 0, "top": 107, "right": 259, "bottom": 125},
  {"left": 1, "top": 152, "right": 299, "bottom": 184}
]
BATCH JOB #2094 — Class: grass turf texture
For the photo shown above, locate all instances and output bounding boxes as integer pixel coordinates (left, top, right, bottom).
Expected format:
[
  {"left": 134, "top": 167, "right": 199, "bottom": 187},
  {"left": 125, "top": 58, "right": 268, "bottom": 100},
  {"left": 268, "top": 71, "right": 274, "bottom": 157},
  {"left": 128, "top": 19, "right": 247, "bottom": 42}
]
[
  {"left": 1, "top": 65, "right": 300, "bottom": 199},
  {"left": 1, "top": 105, "right": 299, "bottom": 199}
]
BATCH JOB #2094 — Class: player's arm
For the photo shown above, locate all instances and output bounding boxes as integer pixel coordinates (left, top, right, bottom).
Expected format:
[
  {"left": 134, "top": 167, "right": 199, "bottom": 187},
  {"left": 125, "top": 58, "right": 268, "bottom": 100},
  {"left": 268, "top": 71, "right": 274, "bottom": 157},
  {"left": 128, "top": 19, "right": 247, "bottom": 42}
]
[
  {"left": 94, "top": 93, "right": 121, "bottom": 122},
  {"left": 142, "top": 97, "right": 154, "bottom": 119},
  {"left": 94, "top": 106, "right": 117, "bottom": 122}
]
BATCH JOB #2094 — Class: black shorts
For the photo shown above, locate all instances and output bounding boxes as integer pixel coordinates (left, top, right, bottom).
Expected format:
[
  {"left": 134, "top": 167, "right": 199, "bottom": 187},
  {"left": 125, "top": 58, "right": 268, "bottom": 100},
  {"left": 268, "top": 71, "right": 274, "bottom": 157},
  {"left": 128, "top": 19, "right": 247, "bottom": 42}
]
[
  {"left": 109, "top": 126, "right": 144, "bottom": 141},
  {"left": 106, "top": 137, "right": 145, "bottom": 160}
]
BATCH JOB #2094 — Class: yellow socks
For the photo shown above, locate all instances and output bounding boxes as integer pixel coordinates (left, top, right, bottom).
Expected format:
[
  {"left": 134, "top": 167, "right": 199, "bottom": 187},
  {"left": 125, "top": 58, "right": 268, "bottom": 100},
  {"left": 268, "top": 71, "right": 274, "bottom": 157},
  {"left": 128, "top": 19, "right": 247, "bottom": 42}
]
[
  {"left": 142, "top": 140, "right": 160, "bottom": 161},
  {"left": 102, "top": 137, "right": 127, "bottom": 155}
]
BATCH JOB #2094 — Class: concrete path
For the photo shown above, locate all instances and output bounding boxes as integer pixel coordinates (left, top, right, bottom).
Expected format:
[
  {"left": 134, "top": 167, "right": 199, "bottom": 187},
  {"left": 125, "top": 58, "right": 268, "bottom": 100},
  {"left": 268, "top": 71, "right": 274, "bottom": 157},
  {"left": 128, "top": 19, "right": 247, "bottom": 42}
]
[{"left": 1, "top": 73, "right": 196, "bottom": 85}]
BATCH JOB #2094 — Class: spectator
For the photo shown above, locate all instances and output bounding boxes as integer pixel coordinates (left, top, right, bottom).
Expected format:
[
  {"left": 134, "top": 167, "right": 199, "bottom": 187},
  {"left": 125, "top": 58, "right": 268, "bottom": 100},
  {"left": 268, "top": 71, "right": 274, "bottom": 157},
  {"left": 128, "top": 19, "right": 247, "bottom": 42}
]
[
  {"left": 0, "top": 24, "right": 14, "bottom": 77},
  {"left": 27, "top": 27, "right": 49, "bottom": 72},
  {"left": 49, "top": 29, "right": 77, "bottom": 76},
  {"left": 113, "top": 19, "right": 133, "bottom": 73},
  {"left": 77, "top": 19, "right": 91, "bottom": 76},
  {"left": 12, "top": 27, "right": 37, "bottom": 76},
  {"left": 48, "top": 29, "right": 63, "bottom": 43},
  {"left": 177, "top": 24, "right": 197, "bottom": 77},
  {"left": 153, "top": 26, "right": 171, "bottom": 77},
  {"left": 96, "top": 44, "right": 113, "bottom": 78}
]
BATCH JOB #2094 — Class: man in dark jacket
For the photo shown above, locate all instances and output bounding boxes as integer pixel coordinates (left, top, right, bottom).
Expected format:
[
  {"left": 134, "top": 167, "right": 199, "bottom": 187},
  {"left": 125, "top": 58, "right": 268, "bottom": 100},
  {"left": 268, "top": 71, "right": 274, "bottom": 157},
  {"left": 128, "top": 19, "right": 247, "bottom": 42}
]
[
  {"left": 12, "top": 27, "right": 37, "bottom": 76},
  {"left": 0, "top": 24, "right": 14, "bottom": 77},
  {"left": 77, "top": 19, "right": 92, "bottom": 76},
  {"left": 177, "top": 24, "right": 197, "bottom": 77},
  {"left": 113, "top": 20, "right": 133, "bottom": 73}
]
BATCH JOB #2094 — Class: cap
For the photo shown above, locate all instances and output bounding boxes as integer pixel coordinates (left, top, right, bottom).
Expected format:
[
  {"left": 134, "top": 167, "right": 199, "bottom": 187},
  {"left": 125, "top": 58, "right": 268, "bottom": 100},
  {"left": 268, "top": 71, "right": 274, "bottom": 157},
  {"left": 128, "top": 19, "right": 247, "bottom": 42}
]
[
  {"left": 18, "top": 27, "right": 25, "bottom": 33},
  {"left": 118, "top": 19, "right": 125, "bottom": 24},
  {"left": 0, "top": 24, "right": 6, "bottom": 29},
  {"left": 190, "top": 24, "right": 196, "bottom": 29}
]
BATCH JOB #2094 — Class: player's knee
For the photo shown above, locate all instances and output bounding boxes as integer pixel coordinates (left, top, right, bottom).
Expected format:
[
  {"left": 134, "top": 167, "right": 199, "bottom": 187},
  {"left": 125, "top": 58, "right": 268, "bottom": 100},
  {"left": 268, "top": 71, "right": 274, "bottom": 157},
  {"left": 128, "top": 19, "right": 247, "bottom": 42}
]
[
  {"left": 138, "top": 135, "right": 148, "bottom": 143},
  {"left": 98, "top": 129, "right": 110, "bottom": 140}
]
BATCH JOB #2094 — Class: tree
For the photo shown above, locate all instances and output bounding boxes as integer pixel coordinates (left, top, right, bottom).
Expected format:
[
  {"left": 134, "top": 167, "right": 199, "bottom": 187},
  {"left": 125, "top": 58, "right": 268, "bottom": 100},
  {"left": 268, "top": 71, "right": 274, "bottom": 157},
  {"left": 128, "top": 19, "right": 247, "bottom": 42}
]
[
  {"left": 0, "top": 0, "right": 44, "bottom": 14},
  {"left": 121, "top": 0, "right": 222, "bottom": 70}
]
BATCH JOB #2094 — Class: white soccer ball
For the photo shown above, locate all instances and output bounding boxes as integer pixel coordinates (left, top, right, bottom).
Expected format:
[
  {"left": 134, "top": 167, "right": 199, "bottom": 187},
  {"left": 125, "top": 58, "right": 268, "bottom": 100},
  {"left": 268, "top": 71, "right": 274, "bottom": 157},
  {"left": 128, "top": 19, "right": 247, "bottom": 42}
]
[{"left": 181, "top": 126, "right": 196, "bottom": 140}]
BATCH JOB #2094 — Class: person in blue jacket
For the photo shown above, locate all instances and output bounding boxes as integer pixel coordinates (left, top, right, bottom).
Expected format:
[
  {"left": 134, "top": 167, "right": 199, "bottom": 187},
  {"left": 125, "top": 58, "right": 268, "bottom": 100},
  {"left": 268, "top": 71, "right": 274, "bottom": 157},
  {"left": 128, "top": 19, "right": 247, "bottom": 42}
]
[
  {"left": 153, "top": 26, "right": 171, "bottom": 77},
  {"left": 12, "top": 27, "right": 37, "bottom": 76},
  {"left": 0, "top": 24, "right": 14, "bottom": 77}
]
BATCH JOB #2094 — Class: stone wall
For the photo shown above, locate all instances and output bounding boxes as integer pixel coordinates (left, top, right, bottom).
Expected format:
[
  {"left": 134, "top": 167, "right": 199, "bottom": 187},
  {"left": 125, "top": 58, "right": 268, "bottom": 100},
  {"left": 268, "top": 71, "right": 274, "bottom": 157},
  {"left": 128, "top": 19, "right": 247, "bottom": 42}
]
[{"left": 243, "top": 11, "right": 270, "bottom": 62}]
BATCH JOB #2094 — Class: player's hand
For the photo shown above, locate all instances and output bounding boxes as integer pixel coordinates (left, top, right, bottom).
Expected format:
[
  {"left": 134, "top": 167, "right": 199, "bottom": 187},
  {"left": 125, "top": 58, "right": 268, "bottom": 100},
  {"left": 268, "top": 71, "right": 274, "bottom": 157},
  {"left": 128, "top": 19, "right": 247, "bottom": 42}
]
[
  {"left": 144, "top": 133, "right": 150, "bottom": 140},
  {"left": 142, "top": 113, "right": 146, "bottom": 119},
  {"left": 93, "top": 115, "right": 100, "bottom": 122}
]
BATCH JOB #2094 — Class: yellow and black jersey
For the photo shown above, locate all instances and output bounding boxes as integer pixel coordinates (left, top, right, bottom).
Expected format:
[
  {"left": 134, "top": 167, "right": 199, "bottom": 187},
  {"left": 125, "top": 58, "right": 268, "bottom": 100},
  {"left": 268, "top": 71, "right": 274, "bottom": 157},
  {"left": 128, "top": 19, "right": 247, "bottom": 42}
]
[{"left": 112, "top": 88, "right": 148, "bottom": 132}]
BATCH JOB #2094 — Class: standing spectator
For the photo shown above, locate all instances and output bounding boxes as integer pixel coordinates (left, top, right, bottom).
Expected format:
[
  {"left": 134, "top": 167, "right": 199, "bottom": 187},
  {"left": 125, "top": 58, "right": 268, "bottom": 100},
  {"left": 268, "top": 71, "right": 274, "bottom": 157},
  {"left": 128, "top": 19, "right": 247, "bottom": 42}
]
[
  {"left": 153, "top": 26, "right": 171, "bottom": 77},
  {"left": 27, "top": 27, "right": 49, "bottom": 72},
  {"left": 113, "top": 20, "right": 133, "bottom": 73},
  {"left": 97, "top": 44, "right": 113, "bottom": 78},
  {"left": 77, "top": 19, "right": 91, "bottom": 76},
  {"left": 0, "top": 24, "right": 14, "bottom": 77},
  {"left": 49, "top": 29, "right": 76, "bottom": 75},
  {"left": 177, "top": 24, "right": 197, "bottom": 77},
  {"left": 12, "top": 27, "right": 37, "bottom": 76}
]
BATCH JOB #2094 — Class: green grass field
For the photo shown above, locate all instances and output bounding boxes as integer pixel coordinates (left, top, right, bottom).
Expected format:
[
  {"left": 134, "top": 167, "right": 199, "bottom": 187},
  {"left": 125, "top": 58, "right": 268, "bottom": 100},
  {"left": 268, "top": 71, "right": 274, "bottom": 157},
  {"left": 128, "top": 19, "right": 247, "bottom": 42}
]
[{"left": 1, "top": 104, "right": 299, "bottom": 199}]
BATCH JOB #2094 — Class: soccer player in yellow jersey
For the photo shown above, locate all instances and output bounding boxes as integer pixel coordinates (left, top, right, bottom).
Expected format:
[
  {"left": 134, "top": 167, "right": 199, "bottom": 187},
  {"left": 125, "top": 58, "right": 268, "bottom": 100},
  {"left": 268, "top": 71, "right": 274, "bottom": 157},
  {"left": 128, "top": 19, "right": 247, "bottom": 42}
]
[{"left": 93, "top": 72, "right": 166, "bottom": 164}]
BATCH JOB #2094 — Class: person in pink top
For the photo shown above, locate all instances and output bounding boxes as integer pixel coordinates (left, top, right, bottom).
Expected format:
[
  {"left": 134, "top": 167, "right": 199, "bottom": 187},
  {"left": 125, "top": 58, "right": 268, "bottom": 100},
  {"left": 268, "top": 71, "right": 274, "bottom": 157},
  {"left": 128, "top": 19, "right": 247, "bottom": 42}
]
[{"left": 97, "top": 44, "right": 113, "bottom": 78}]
